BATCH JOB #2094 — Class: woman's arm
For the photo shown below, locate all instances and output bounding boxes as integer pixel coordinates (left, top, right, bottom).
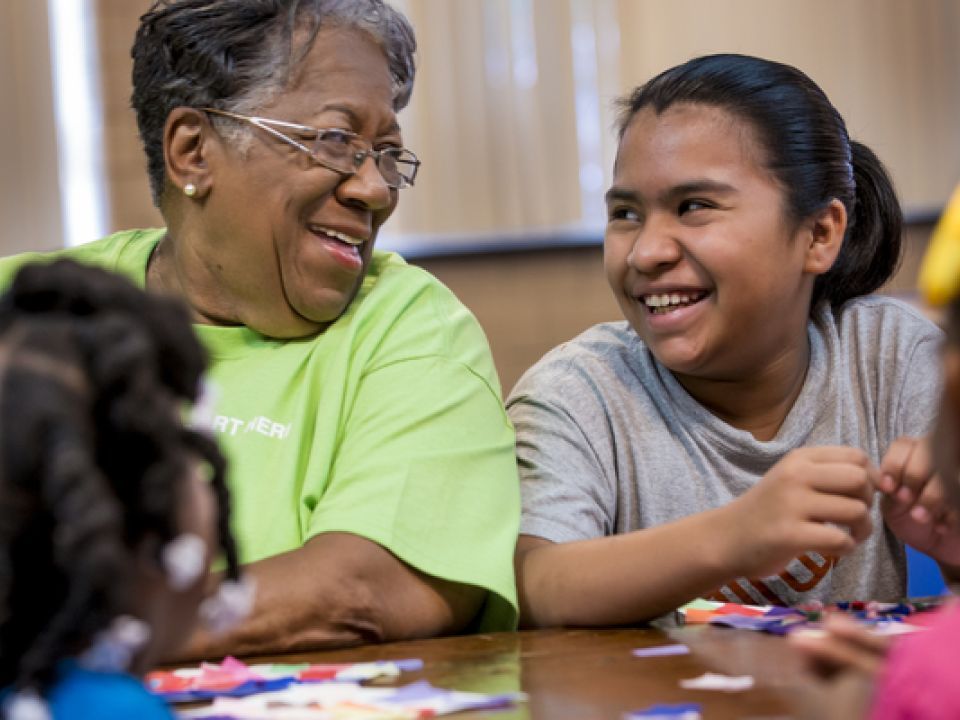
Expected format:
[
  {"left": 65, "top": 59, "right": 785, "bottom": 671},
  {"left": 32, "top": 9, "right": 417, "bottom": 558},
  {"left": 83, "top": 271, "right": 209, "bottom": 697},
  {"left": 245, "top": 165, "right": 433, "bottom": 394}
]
[{"left": 176, "top": 531, "right": 483, "bottom": 660}]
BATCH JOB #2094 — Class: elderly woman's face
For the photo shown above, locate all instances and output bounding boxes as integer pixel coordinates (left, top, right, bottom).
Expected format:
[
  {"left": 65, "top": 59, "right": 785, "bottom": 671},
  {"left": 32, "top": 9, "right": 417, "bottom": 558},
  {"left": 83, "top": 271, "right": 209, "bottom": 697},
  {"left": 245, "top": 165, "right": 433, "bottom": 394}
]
[{"left": 193, "top": 26, "right": 401, "bottom": 338}]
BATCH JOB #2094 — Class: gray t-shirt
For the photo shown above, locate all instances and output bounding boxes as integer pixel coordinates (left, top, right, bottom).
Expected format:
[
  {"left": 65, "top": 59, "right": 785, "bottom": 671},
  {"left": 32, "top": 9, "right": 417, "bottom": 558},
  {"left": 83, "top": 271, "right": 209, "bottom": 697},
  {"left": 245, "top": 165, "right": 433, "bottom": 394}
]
[{"left": 508, "top": 296, "right": 942, "bottom": 605}]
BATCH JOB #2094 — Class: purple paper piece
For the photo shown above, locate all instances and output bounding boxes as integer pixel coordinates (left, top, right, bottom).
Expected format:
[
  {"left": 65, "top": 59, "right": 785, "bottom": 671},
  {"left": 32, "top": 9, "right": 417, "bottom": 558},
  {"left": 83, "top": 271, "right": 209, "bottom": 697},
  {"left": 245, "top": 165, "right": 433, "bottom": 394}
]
[
  {"left": 380, "top": 679, "right": 439, "bottom": 702},
  {"left": 765, "top": 606, "right": 802, "bottom": 618},
  {"left": 709, "top": 612, "right": 807, "bottom": 635},
  {"left": 709, "top": 614, "right": 777, "bottom": 629},
  {"left": 625, "top": 702, "right": 703, "bottom": 719},
  {"left": 632, "top": 644, "right": 691, "bottom": 658},
  {"left": 394, "top": 658, "right": 425, "bottom": 671},
  {"left": 452, "top": 694, "right": 521, "bottom": 711},
  {"left": 379, "top": 681, "right": 519, "bottom": 712}
]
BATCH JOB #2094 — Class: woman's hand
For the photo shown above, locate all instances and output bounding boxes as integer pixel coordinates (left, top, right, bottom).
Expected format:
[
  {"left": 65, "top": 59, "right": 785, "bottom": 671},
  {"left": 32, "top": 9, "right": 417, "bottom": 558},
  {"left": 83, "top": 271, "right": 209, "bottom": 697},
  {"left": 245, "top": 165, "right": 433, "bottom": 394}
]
[
  {"left": 727, "top": 446, "right": 876, "bottom": 579},
  {"left": 880, "top": 436, "right": 960, "bottom": 567}
]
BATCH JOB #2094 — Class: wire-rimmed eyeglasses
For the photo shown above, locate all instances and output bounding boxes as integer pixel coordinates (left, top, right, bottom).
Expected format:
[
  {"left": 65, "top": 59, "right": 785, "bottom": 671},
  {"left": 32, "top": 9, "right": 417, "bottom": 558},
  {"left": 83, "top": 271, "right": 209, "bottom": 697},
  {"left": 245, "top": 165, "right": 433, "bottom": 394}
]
[{"left": 203, "top": 107, "right": 420, "bottom": 190}]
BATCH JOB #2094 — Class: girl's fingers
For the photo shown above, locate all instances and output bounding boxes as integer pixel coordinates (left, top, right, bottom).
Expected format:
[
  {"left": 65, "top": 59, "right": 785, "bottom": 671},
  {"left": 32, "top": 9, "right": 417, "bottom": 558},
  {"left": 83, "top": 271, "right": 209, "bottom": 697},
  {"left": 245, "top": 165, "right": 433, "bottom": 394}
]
[
  {"left": 808, "top": 463, "right": 877, "bottom": 505},
  {"left": 805, "top": 496, "right": 873, "bottom": 543}
]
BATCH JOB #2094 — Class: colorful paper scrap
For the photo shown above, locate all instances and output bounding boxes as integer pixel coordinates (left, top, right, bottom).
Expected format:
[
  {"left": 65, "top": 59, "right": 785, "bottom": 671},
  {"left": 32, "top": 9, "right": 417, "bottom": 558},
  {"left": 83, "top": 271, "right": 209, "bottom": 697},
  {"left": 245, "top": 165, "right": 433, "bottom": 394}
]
[
  {"left": 676, "top": 597, "right": 943, "bottom": 635},
  {"left": 147, "top": 656, "right": 424, "bottom": 703},
  {"left": 176, "top": 680, "right": 526, "bottom": 719}
]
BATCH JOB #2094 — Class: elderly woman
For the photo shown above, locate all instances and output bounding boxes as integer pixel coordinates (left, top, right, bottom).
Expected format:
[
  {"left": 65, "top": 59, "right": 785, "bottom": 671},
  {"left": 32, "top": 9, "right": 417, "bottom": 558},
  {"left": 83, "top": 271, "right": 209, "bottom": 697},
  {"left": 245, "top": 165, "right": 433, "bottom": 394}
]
[{"left": 0, "top": 0, "right": 519, "bottom": 658}]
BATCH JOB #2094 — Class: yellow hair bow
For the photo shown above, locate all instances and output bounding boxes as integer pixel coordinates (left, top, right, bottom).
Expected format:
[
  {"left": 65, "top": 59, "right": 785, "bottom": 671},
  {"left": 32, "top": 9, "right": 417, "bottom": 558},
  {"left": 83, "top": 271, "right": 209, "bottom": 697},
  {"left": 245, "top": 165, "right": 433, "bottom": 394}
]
[{"left": 919, "top": 184, "right": 960, "bottom": 306}]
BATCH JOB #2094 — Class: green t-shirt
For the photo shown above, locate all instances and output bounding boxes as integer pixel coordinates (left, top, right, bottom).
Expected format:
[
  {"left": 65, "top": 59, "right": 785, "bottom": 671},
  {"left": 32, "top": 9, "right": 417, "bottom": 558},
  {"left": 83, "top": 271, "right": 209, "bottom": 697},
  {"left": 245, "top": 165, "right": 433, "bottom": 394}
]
[{"left": 0, "top": 229, "right": 520, "bottom": 631}]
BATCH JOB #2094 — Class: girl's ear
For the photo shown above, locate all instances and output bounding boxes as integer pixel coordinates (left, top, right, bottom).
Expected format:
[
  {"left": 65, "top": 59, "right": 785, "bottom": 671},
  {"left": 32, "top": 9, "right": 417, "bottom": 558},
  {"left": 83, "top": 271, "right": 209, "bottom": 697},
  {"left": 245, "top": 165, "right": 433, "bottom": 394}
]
[
  {"left": 163, "top": 107, "right": 214, "bottom": 201},
  {"left": 802, "top": 198, "right": 847, "bottom": 275}
]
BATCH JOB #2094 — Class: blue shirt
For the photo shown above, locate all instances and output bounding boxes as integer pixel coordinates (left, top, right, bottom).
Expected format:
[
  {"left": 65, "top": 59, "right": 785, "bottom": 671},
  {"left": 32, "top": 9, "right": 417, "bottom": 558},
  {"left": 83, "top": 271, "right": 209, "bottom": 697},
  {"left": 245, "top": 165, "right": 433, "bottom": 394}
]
[{"left": 2, "top": 663, "right": 173, "bottom": 720}]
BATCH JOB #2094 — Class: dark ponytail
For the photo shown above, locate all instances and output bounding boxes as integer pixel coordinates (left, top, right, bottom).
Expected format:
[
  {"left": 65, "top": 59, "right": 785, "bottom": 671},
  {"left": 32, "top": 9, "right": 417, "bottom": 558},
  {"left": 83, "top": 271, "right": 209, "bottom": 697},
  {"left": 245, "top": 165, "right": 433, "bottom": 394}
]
[
  {"left": 617, "top": 54, "right": 902, "bottom": 310},
  {"left": 811, "top": 141, "right": 903, "bottom": 306}
]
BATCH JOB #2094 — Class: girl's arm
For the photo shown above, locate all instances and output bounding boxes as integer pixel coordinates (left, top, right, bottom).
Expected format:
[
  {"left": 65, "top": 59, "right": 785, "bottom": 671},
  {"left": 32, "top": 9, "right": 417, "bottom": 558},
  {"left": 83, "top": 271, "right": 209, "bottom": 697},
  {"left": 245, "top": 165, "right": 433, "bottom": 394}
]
[
  {"left": 516, "top": 446, "right": 877, "bottom": 627},
  {"left": 516, "top": 505, "right": 739, "bottom": 627}
]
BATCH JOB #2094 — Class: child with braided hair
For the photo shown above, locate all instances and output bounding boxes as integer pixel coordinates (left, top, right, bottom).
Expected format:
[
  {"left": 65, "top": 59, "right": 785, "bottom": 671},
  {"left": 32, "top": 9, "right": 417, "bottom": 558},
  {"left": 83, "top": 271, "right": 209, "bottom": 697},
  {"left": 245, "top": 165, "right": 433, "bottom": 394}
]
[{"left": 0, "top": 260, "right": 248, "bottom": 719}]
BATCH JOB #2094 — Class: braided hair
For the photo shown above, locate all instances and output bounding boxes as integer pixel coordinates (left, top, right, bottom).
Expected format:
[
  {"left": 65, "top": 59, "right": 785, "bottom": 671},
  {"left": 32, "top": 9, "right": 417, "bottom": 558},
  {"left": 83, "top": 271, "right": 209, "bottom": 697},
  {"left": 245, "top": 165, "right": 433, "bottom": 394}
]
[{"left": 0, "top": 260, "right": 239, "bottom": 699}]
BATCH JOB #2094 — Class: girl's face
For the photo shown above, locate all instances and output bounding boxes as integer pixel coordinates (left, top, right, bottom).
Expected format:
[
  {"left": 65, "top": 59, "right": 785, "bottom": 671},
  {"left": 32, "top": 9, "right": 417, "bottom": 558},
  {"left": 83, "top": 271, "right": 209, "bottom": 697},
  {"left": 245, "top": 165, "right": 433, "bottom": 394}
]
[
  {"left": 134, "top": 461, "right": 218, "bottom": 671},
  {"left": 604, "top": 103, "right": 822, "bottom": 382}
]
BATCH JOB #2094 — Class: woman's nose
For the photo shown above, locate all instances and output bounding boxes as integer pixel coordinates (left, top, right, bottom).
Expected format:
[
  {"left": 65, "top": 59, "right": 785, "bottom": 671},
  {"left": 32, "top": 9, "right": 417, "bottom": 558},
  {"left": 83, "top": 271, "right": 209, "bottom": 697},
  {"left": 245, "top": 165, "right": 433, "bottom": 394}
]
[{"left": 336, "top": 155, "right": 393, "bottom": 211}]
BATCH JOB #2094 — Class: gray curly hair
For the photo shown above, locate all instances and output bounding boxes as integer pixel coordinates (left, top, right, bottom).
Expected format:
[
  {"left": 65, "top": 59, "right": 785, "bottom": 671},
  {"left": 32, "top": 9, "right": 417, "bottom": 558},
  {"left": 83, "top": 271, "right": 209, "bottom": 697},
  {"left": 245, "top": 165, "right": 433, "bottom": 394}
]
[{"left": 131, "top": 0, "right": 416, "bottom": 205}]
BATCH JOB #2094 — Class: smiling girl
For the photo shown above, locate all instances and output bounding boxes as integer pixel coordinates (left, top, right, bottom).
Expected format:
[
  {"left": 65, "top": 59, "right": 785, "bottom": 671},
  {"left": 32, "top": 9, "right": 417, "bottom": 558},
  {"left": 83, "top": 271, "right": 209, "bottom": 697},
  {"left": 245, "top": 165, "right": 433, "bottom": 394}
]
[{"left": 508, "top": 54, "right": 959, "bottom": 627}]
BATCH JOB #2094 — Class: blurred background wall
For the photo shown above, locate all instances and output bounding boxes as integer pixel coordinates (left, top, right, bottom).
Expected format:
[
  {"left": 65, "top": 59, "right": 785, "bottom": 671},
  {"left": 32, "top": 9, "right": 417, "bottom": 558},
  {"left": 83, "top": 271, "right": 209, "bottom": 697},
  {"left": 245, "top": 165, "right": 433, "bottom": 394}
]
[{"left": 2, "top": 0, "right": 958, "bottom": 391}]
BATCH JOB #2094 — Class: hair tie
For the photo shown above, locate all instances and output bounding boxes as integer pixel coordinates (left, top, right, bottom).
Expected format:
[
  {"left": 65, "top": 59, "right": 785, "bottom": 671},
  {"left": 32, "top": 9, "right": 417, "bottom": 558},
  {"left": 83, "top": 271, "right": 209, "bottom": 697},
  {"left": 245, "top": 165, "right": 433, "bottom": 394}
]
[
  {"left": 77, "top": 615, "right": 151, "bottom": 672},
  {"left": 199, "top": 576, "right": 256, "bottom": 635},
  {"left": 162, "top": 533, "right": 207, "bottom": 590},
  {"left": 3, "top": 690, "right": 51, "bottom": 720}
]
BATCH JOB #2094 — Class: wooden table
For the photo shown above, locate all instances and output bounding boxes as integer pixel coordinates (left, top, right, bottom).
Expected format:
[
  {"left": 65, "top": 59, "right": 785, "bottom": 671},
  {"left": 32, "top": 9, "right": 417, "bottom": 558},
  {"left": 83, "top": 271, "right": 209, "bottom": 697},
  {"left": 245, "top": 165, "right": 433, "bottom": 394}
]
[{"left": 240, "top": 626, "right": 815, "bottom": 719}]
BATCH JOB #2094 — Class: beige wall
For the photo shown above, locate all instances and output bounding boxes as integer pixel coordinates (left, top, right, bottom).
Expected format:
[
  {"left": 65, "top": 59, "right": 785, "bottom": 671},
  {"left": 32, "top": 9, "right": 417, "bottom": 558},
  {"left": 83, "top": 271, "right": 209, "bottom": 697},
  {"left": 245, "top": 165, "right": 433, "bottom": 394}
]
[
  {"left": 95, "top": 0, "right": 163, "bottom": 232},
  {"left": 611, "top": 0, "right": 960, "bottom": 214},
  {"left": 90, "top": 1, "right": 960, "bottom": 241},
  {"left": 0, "top": 1, "right": 63, "bottom": 254}
]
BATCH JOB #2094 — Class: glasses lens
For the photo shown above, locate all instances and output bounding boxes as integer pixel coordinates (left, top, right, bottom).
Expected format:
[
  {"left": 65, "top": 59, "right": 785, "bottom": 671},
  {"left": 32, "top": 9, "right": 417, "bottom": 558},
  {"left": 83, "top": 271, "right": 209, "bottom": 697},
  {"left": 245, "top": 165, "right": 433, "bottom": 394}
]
[
  {"left": 381, "top": 149, "right": 419, "bottom": 188},
  {"left": 313, "top": 130, "right": 360, "bottom": 173},
  {"left": 314, "top": 131, "right": 419, "bottom": 189}
]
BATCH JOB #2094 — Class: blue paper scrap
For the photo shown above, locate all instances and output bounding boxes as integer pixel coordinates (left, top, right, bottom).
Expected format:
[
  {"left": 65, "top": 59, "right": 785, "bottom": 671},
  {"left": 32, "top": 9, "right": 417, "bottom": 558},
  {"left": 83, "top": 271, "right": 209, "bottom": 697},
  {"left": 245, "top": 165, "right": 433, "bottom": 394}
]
[{"left": 625, "top": 702, "right": 703, "bottom": 719}]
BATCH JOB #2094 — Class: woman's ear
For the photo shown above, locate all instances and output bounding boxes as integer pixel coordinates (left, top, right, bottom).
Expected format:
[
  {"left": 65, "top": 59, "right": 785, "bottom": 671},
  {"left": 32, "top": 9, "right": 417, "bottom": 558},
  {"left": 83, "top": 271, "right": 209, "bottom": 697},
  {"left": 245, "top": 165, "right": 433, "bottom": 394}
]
[
  {"left": 163, "top": 107, "right": 213, "bottom": 201},
  {"left": 803, "top": 198, "right": 847, "bottom": 275}
]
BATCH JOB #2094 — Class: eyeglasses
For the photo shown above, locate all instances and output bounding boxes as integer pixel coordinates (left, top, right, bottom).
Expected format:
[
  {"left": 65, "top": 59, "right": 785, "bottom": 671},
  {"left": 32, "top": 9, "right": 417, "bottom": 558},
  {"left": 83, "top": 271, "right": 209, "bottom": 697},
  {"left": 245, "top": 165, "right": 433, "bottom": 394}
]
[{"left": 202, "top": 108, "right": 420, "bottom": 190}]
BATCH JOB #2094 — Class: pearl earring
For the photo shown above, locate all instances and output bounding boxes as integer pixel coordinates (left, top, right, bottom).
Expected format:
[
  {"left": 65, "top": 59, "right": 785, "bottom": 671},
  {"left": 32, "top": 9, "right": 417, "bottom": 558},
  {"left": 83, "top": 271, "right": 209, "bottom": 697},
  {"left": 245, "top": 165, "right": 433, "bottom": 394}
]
[{"left": 183, "top": 183, "right": 197, "bottom": 197}]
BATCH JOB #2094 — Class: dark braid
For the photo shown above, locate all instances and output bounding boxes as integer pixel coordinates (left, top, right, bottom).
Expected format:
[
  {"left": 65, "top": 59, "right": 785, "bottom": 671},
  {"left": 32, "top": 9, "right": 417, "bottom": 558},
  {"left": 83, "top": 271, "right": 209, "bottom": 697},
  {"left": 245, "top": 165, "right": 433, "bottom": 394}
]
[
  {"left": 0, "top": 260, "right": 239, "bottom": 700},
  {"left": 182, "top": 431, "right": 240, "bottom": 583}
]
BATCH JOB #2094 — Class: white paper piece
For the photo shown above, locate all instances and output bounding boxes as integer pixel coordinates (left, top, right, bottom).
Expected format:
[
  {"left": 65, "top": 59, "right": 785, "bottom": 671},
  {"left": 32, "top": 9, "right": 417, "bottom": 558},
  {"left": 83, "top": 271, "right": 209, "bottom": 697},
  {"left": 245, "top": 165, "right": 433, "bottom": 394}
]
[
  {"left": 868, "top": 621, "right": 926, "bottom": 636},
  {"left": 679, "top": 672, "right": 754, "bottom": 692}
]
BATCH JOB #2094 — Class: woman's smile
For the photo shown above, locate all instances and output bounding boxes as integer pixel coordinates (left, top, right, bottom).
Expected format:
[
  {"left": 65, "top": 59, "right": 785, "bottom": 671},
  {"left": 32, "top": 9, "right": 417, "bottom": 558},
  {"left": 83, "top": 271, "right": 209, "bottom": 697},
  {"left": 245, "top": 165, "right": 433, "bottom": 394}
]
[{"left": 307, "top": 225, "right": 366, "bottom": 271}]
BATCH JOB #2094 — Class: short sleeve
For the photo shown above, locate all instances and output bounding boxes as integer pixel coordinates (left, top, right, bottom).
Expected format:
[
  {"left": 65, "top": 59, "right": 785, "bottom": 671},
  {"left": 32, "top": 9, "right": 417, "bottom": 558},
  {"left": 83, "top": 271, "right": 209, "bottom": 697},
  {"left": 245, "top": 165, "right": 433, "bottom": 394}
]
[
  {"left": 508, "top": 357, "right": 619, "bottom": 543},
  {"left": 894, "top": 323, "right": 943, "bottom": 438},
  {"left": 303, "top": 274, "right": 520, "bottom": 632}
]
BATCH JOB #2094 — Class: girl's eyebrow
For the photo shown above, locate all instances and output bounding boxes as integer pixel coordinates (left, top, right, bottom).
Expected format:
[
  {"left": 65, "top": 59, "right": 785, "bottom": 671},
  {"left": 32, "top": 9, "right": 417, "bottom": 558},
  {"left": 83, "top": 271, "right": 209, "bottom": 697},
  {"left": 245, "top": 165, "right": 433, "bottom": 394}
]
[
  {"left": 662, "top": 180, "right": 737, "bottom": 200},
  {"left": 604, "top": 187, "right": 639, "bottom": 206},
  {"left": 604, "top": 180, "right": 737, "bottom": 207}
]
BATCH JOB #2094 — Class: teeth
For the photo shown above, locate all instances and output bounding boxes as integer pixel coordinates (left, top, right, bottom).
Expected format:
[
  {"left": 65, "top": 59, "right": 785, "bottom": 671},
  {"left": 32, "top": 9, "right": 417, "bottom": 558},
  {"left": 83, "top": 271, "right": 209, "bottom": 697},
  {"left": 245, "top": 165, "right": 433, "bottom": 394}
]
[
  {"left": 311, "top": 226, "right": 364, "bottom": 246},
  {"left": 643, "top": 292, "right": 702, "bottom": 310}
]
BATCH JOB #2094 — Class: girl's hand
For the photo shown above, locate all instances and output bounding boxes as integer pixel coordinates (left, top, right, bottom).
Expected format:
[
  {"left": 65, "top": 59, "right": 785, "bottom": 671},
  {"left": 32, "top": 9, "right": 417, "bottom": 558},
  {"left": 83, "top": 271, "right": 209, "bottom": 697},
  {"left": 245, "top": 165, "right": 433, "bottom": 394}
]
[
  {"left": 728, "top": 446, "right": 876, "bottom": 579},
  {"left": 789, "top": 614, "right": 885, "bottom": 720},
  {"left": 880, "top": 436, "right": 960, "bottom": 566},
  {"left": 789, "top": 612, "right": 892, "bottom": 677}
]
